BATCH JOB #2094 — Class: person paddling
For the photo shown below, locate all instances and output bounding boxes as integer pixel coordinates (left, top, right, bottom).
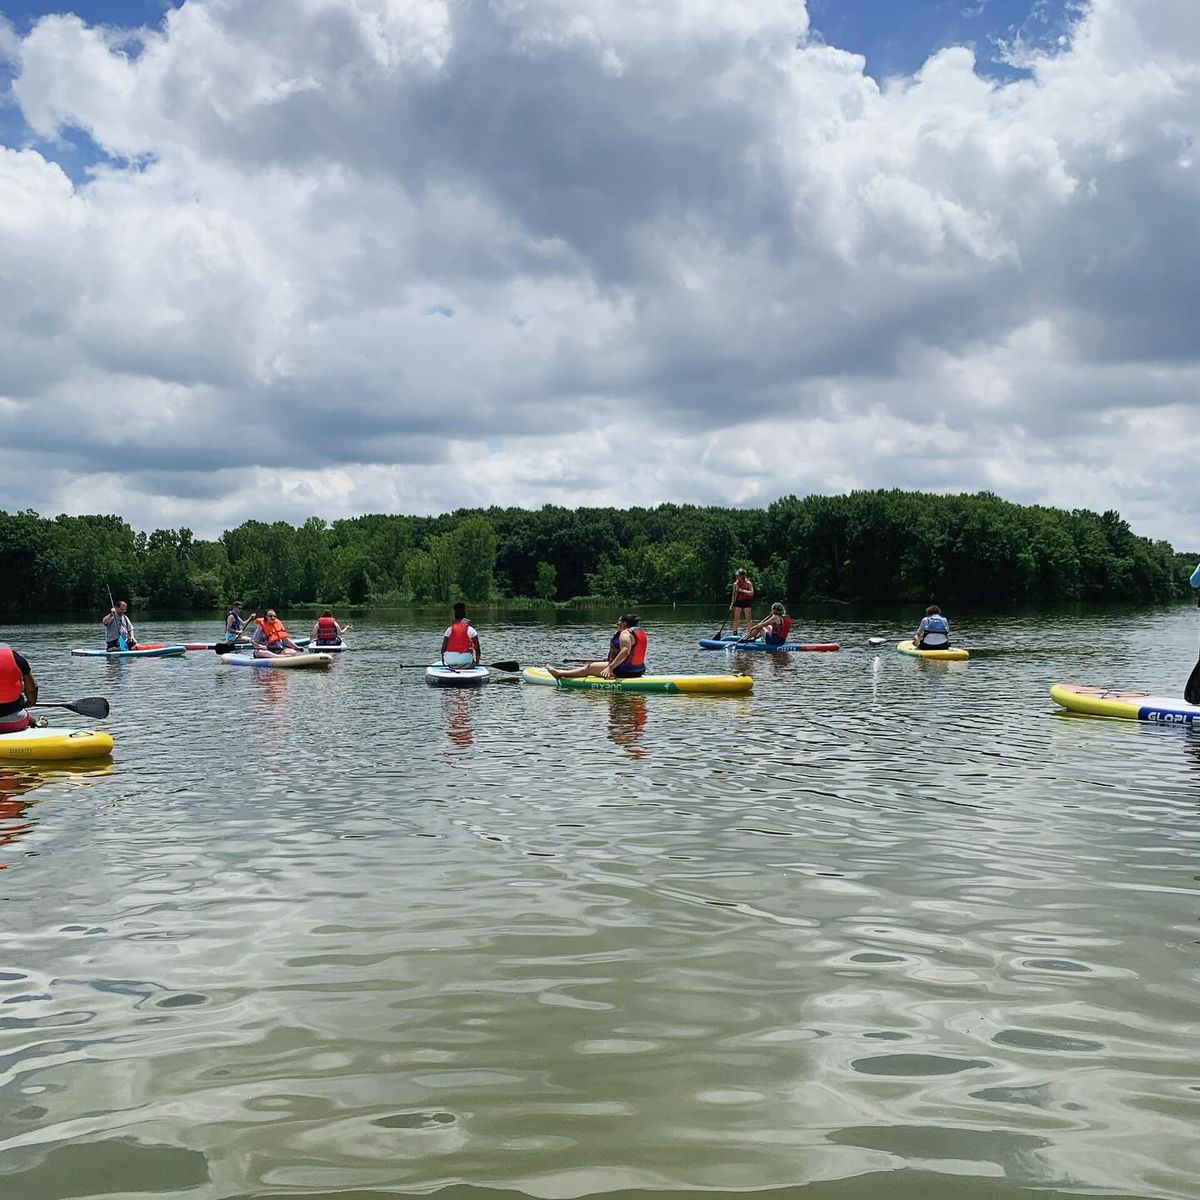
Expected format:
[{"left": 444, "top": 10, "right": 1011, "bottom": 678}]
[
  {"left": 746, "top": 602, "right": 793, "bottom": 646},
  {"left": 102, "top": 601, "right": 138, "bottom": 652},
  {"left": 252, "top": 610, "right": 302, "bottom": 658},
  {"left": 0, "top": 644, "right": 38, "bottom": 734},
  {"left": 913, "top": 605, "right": 951, "bottom": 649},
  {"left": 441, "top": 602, "right": 481, "bottom": 667},
  {"left": 225, "top": 601, "right": 253, "bottom": 643},
  {"left": 729, "top": 569, "right": 754, "bottom": 635},
  {"left": 548, "top": 614, "right": 647, "bottom": 681},
  {"left": 310, "top": 610, "right": 348, "bottom": 648}
]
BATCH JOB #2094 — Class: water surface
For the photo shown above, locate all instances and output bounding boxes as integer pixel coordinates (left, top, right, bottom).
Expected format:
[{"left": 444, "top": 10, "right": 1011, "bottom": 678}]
[{"left": 1, "top": 607, "right": 1198, "bottom": 1199}]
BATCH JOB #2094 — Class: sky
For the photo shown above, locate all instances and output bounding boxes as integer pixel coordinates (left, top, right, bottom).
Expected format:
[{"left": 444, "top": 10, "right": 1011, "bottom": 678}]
[{"left": 1, "top": 0, "right": 1198, "bottom": 549}]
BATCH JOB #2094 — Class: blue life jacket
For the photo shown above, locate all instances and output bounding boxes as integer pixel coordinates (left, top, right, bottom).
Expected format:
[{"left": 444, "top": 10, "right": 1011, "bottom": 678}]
[{"left": 920, "top": 614, "right": 949, "bottom": 645}]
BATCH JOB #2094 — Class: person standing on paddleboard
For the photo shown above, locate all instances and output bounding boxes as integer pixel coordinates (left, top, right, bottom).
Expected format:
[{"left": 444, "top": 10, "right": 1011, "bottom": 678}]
[
  {"left": 729, "top": 569, "right": 754, "bottom": 635},
  {"left": 102, "top": 601, "right": 138, "bottom": 652},
  {"left": 252, "top": 610, "right": 302, "bottom": 658},
  {"left": 913, "top": 605, "right": 951, "bottom": 649},
  {"left": 441, "top": 602, "right": 481, "bottom": 667},
  {"left": 0, "top": 644, "right": 38, "bottom": 734},
  {"left": 547, "top": 614, "right": 647, "bottom": 680}
]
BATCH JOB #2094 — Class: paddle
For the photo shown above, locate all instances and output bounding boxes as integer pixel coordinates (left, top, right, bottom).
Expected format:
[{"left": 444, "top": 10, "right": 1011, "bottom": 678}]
[
  {"left": 32, "top": 697, "right": 110, "bottom": 719},
  {"left": 712, "top": 614, "right": 729, "bottom": 640}
]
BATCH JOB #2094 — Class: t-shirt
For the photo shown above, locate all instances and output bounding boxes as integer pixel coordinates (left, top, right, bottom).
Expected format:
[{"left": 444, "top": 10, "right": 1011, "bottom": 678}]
[
  {"left": 916, "top": 616, "right": 950, "bottom": 645},
  {"left": 105, "top": 614, "right": 132, "bottom": 644},
  {"left": 443, "top": 625, "right": 478, "bottom": 639}
]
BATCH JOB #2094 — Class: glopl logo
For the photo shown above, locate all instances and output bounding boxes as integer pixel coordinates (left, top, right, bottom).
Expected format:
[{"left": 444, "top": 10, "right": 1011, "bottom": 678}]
[{"left": 1144, "top": 709, "right": 1194, "bottom": 723}]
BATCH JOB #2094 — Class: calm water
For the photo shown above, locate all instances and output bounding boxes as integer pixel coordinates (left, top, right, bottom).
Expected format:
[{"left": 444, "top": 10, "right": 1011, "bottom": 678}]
[{"left": 1, "top": 606, "right": 1198, "bottom": 1200}]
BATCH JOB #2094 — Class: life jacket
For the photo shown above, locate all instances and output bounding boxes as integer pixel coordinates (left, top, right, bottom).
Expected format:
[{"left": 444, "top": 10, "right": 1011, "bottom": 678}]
[
  {"left": 445, "top": 619, "right": 473, "bottom": 653},
  {"left": 920, "top": 615, "right": 950, "bottom": 645},
  {"left": 733, "top": 578, "right": 753, "bottom": 602},
  {"left": 256, "top": 616, "right": 289, "bottom": 647},
  {"left": 610, "top": 628, "right": 647, "bottom": 666},
  {"left": 227, "top": 609, "right": 243, "bottom": 633},
  {"left": 0, "top": 648, "right": 25, "bottom": 712},
  {"left": 765, "top": 615, "right": 793, "bottom": 643},
  {"left": 316, "top": 616, "right": 338, "bottom": 642}
]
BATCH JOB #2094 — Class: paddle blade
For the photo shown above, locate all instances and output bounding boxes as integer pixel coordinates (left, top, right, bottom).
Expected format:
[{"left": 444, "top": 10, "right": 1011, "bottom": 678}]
[
  {"left": 1185, "top": 658, "right": 1200, "bottom": 705},
  {"left": 213, "top": 641, "right": 242, "bottom": 654},
  {"left": 67, "top": 697, "right": 110, "bottom": 719},
  {"left": 488, "top": 660, "right": 520, "bottom": 673}
]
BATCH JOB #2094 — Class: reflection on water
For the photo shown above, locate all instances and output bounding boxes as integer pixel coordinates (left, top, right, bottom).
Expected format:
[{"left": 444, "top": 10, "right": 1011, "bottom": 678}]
[
  {"left": 607, "top": 694, "right": 648, "bottom": 758},
  {"left": 0, "top": 607, "right": 1199, "bottom": 1200}
]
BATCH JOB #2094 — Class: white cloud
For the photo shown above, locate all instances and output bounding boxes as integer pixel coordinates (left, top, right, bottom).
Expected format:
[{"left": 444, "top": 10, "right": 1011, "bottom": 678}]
[{"left": 1, "top": 0, "right": 1199, "bottom": 547}]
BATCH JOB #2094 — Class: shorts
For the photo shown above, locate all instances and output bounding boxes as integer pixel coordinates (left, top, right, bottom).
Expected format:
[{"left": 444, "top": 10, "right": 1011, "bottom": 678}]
[
  {"left": 613, "top": 664, "right": 646, "bottom": 678},
  {"left": 443, "top": 651, "right": 475, "bottom": 667},
  {"left": 0, "top": 711, "right": 31, "bottom": 733}
]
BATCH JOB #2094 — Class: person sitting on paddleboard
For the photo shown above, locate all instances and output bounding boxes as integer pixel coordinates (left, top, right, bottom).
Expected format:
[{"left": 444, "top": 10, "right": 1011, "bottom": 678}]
[
  {"left": 225, "top": 601, "right": 253, "bottom": 643},
  {"left": 730, "top": 569, "right": 754, "bottom": 635},
  {"left": 102, "top": 601, "right": 138, "bottom": 652},
  {"left": 547, "top": 614, "right": 647, "bottom": 680},
  {"left": 310, "top": 610, "right": 348, "bottom": 647},
  {"left": 441, "top": 602, "right": 481, "bottom": 668},
  {"left": 252, "top": 610, "right": 302, "bottom": 657},
  {"left": 913, "top": 605, "right": 951, "bottom": 649},
  {"left": 747, "top": 602, "right": 793, "bottom": 646},
  {"left": 0, "top": 644, "right": 38, "bottom": 734}
]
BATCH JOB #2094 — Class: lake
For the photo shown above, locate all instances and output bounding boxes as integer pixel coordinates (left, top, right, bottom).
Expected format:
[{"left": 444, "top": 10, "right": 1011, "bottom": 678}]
[{"left": 1, "top": 605, "right": 1198, "bottom": 1200}]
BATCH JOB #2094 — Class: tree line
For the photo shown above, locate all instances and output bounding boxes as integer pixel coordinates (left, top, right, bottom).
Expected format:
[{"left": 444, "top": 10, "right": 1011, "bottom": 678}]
[{"left": 0, "top": 491, "right": 1193, "bottom": 614}]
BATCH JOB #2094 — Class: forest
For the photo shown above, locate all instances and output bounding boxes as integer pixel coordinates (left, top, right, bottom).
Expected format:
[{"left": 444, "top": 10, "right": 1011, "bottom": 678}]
[{"left": 0, "top": 491, "right": 1194, "bottom": 613}]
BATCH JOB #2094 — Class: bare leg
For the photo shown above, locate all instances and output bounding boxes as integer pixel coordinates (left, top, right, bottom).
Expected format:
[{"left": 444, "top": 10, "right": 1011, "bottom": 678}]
[{"left": 547, "top": 660, "right": 608, "bottom": 679}]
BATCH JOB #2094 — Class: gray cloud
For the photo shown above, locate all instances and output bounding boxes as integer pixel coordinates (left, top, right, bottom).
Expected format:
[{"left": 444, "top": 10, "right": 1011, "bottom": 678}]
[{"left": 0, "top": 1, "right": 1198, "bottom": 545}]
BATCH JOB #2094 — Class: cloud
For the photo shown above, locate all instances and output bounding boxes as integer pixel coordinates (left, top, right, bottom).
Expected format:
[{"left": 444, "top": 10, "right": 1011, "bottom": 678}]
[{"left": 0, "top": 0, "right": 1198, "bottom": 547}]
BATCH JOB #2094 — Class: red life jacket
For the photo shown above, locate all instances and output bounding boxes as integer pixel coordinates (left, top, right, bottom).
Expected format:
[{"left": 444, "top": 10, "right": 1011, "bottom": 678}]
[
  {"left": 316, "top": 616, "right": 338, "bottom": 641},
  {"left": 777, "top": 616, "right": 793, "bottom": 642},
  {"left": 0, "top": 648, "right": 24, "bottom": 708},
  {"left": 446, "top": 619, "right": 473, "bottom": 653},
  {"left": 626, "top": 628, "right": 648, "bottom": 666}
]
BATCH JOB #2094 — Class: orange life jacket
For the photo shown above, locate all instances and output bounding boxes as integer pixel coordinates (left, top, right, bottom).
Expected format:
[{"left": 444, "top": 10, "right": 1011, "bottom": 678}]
[{"left": 256, "top": 617, "right": 289, "bottom": 646}]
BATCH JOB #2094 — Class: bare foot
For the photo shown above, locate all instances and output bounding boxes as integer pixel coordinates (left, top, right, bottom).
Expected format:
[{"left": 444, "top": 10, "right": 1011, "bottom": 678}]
[{"left": 546, "top": 664, "right": 563, "bottom": 679}]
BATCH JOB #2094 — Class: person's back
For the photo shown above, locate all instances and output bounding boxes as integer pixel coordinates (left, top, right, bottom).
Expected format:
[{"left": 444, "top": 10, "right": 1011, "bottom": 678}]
[
  {"left": 915, "top": 606, "right": 950, "bottom": 648},
  {"left": 442, "top": 602, "right": 481, "bottom": 667},
  {"left": 313, "top": 612, "right": 342, "bottom": 646}
]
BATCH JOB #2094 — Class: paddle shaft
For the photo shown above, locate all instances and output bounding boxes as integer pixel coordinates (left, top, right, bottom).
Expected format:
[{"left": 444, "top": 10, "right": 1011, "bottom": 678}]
[
  {"left": 1186, "top": 611, "right": 1200, "bottom": 704},
  {"left": 400, "top": 660, "right": 519, "bottom": 672}
]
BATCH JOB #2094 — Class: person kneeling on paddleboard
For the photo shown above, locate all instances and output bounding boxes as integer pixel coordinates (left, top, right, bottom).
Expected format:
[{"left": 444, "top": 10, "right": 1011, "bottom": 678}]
[
  {"left": 310, "top": 610, "right": 348, "bottom": 648},
  {"left": 102, "top": 601, "right": 139, "bottom": 652},
  {"left": 747, "top": 602, "right": 793, "bottom": 646},
  {"left": 441, "top": 602, "right": 481, "bottom": 668},
  {"left": 0, "top": 644, "right": 38, "bottom": 734},
  {"left": 252, "top": 610, "right": 302, "bottom": 657},
  {"left": 548, "top": 614, "right": 647, "bottom": 681},
  {"left": 913, "top": 605, "right": 951, "bottom": 649}
]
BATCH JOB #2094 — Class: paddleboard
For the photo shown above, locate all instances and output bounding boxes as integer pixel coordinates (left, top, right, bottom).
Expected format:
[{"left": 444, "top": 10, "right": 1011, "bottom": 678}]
[
  {"left": 425, "top": 663, "right": 489, "bottom": 687},
  {"left": 524, "top": 667, "right": 752, "bottom": 694},
  {"left": 1050, "top": 684, "right": 1200, "bottom": 725},
  {"left": 220, "top": 653, "right": 334, "bottom": 670},
  {"left": 699, "top": 638, "right": 840, "bottom": 652},
  {"left": 308, "top": 642, "right": 350, "bottom": 654},
  {"left": 71, "top": 644, "right": 187, "bottom": 658},
  {"left": 896, "top": 640, "right": 970, "bottom": 661},
  {"left": 0, "top": 727, "right": 115, "bottom": 761}
]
